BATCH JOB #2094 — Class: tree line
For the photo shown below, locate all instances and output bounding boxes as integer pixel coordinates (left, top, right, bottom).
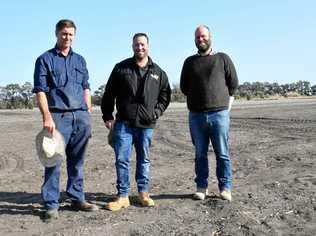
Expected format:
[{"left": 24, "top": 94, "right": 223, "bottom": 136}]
[{"left": 0, "top": 81, "right": 315, "bottom": 109}]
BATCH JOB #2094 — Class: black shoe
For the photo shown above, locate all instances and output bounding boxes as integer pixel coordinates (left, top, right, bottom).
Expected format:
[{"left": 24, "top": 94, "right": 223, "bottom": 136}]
[{"left": 71, "top": 201, "right": 98, "bottom": 212}]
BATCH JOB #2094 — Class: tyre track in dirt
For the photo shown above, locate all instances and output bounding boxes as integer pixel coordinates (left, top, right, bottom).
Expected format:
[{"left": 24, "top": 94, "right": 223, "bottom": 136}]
[{"left": 0, "top": 152, "right": 24, "bottom": 173}]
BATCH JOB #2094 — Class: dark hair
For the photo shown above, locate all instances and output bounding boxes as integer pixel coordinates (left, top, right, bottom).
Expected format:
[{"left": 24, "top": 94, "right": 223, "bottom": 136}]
[
  {"left": 133, "top": 33, "right": 149, "bottom": 43},
  {"left": 55, "top": 19, "right": 76, "bottom": 34}
]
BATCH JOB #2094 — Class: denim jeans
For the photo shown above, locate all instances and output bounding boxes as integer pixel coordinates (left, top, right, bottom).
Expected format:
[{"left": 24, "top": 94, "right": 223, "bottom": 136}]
[
  {"left": 189, "top": 109, "right": 232, "bottom": 191},
  {"left": 41, "top": 110, "right": 91, "bottom": 209},
  {"left": 112, "top": 121, "right": 153, "bottom": 196}
]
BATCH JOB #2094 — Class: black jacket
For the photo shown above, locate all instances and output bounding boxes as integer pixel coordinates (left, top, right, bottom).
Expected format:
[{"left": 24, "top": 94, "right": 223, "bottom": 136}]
[{"left": 101, "top": 57, "right": 171, "bottom": 128}]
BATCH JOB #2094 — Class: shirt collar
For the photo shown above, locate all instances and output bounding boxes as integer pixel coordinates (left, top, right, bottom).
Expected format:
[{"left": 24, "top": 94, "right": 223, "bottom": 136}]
[{"left": 53, "top": 45, "right": 73, "bottom": 56}]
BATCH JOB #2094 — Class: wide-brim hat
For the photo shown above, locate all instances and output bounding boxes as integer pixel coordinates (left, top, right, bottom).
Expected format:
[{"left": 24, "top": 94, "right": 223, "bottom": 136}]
[{"left": 35, "top": 129, "right": 66, "bottom": 167}]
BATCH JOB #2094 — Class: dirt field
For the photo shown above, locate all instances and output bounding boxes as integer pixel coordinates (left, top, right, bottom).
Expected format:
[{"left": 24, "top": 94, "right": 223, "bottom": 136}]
[{"left": 0, "top": 98, "right": 315, "bottom": 236}]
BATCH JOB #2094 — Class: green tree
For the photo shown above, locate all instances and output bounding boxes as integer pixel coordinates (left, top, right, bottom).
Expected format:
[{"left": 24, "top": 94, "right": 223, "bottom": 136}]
[{"left": 92, "top": 84, "right": 106, "bottom": 105}]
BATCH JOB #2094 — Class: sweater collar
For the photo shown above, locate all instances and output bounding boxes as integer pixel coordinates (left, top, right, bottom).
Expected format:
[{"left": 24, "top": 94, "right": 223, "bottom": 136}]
[{"left": 197, "top": 48, "right": 216, "bottom": 56}]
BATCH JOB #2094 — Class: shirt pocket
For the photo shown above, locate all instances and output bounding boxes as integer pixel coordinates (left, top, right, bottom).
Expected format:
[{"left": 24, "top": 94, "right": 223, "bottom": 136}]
[{"left": 73, "top": 67, "right": 85, "bottom": 85}]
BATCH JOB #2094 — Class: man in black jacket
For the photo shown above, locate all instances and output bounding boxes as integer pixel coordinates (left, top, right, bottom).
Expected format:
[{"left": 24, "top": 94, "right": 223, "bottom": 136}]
[
  {"left": 180, "top": 25, "right": 238, "bottom": 202},
  {"left": 101, "top": 33, "right": 171, "bottom": 211}
]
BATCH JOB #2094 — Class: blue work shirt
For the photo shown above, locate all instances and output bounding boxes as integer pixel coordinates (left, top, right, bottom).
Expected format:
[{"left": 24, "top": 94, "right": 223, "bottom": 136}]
[{"left": 33, "top": 46, "right": 90, "bottom": 111}]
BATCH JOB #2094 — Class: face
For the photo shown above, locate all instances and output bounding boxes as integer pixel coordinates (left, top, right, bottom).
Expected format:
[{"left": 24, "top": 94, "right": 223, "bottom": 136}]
[
  {"left": 132, "top": 36, "right": 149, "bottom": 60},
  {"left": 195, "top": 27, "right": 211, "bottom": 53},
  {"left": 56, "top": 27, "right": 75, "bottom": 51}
]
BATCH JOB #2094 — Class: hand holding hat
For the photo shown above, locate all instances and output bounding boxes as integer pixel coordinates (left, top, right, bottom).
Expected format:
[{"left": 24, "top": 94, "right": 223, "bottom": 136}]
[{"left": 35, "top": 129, "right": 66, "bottom": 167}]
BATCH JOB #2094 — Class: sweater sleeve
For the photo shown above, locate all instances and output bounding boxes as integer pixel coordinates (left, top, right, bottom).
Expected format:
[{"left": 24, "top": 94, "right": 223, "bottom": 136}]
[
  {"left": 180, "top": 58, "right": 189, "bottom": 96},
  {"left": 223, "top": 53, "right": 239, "bottom": 96}
]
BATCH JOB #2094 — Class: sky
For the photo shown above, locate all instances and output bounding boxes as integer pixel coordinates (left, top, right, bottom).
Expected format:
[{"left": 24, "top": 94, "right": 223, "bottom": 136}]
[{"left": 1, "top": 0, "right": 315, "bottom": 92}]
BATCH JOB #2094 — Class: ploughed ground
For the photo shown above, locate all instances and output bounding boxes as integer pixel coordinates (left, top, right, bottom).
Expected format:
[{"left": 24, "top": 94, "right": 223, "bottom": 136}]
[{"left": 0, "top": 98, "right": 315, "bottom": 236}]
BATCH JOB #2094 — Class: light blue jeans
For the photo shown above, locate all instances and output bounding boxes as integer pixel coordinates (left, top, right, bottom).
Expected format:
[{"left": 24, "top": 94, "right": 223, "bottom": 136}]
[
  {"left": 112, "top": 121, "right": 153, "bottom": 196},
  {"left": 189, "top": 110, "right": 232, "bottom": 191}
]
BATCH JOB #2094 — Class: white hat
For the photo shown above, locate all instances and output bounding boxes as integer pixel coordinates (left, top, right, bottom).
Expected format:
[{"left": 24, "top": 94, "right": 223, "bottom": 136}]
[{"left": 35, "top": 129, "right": 66, "bottom": 167}]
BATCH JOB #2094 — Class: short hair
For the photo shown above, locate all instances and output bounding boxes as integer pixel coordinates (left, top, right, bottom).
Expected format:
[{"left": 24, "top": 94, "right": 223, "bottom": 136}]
[
  {"left": 55, "top": 19, "right": 76, "bottom": 34},
  {"left": 133, "top": 33, "right": 149, "bottom": 43},
  {"left": 195, "top": 25, "right": 210, "bottom": 32},
  {"left": 200, "top": 25, "right": 210, "bottom": 32}
]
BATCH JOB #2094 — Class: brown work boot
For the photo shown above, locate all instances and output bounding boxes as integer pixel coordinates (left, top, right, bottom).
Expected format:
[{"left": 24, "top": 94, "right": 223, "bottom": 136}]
[
  {"left": 71, "top": 201, "right": 99, "bottom": 212},
  {"left": 138, "top": 192, "right": 155, "bottom": 207},
  {"left": 104, "top": 196, "right": 130, "bottom": 211}
]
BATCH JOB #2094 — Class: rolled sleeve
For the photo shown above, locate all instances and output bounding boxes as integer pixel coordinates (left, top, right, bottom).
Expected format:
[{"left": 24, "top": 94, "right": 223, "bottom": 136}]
[
  {"left": 81, "top": 58, "right": 90, "bottom": 90},
  {"left": 33, "top": 57, "right": 49, "bottom": 93}
]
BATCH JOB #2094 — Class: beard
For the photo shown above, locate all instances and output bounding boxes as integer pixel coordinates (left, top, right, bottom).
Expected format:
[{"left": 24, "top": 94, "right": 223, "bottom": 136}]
[
  {"left": 195, "top": 40, "right": 211, "bottom": 54},
  {"left": 134, "top": 51, "right": 147, "bottom": 60}
]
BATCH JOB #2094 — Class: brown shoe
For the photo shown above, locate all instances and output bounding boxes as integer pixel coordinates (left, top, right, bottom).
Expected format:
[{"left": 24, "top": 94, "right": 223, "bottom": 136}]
[
  {"left": 138, "top": 192, "right": 155, "bottom": 207},
  {"left": 104, "top": 197, "right": 130, "bottom": 211},
  {"left": 44, "top": 208, "right": 59, "bottom": 221},
  {"left": 71, "top": 201, "right": 99, "bottom": 212}
]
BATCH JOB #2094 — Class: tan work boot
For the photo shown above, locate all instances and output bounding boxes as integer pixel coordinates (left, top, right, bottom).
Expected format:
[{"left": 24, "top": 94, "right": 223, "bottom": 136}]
[
  {"left": 138, "top": 192, "right": 155, "bottom": 207},
  {"left": 104, "top": 196, "right": 130, "bottom": 211}
]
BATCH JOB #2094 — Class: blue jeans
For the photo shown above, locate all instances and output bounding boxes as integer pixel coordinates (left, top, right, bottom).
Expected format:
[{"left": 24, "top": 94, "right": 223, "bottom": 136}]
[
  {"left": 41, "top": 110, "right": 91, "bottom": 209},
  {"left": 189, "top": 110, "right": 232, "bottom": 191},
  {"left": 112, "top": 121, "right": 153, "bottom": 196}
]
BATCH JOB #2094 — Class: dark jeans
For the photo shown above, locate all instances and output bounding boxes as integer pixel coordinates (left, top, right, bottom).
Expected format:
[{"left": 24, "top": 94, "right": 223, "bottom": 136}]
[{"left": 41, "top": 110, "right": 91, "bottom": 209}]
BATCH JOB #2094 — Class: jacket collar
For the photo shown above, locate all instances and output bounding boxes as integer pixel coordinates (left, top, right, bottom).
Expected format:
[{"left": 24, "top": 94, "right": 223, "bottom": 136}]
[{"left": 132, "top": 56, "right": 154, "bottom": 68}]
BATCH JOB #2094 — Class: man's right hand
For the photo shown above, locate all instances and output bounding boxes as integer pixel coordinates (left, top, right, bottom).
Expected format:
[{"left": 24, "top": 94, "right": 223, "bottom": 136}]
[
  {"left": 43, "top": 113, "right": 55, "bottom": 133},
  {"left": 36, "top": 92, "right": 55, "bottom": 133},
  {"left": 105, "top": 120, "right": 115, "bottom": 130}
]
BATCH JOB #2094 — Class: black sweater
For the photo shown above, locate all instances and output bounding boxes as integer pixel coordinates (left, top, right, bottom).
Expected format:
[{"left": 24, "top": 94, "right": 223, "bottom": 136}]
[{"left": 180, "top": 52, "right": 238, "bottom": 112}]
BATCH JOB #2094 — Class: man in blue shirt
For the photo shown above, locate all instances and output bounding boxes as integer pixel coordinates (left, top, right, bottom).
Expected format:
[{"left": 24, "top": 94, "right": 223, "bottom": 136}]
[{"left": 33, "top": 19, "right": 98, "bottom": 220}]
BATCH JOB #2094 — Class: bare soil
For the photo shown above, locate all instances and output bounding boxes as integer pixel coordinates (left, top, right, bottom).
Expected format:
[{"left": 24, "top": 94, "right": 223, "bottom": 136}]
[{"left": 0, "top": 98, "right": 315, "bottom": 236}]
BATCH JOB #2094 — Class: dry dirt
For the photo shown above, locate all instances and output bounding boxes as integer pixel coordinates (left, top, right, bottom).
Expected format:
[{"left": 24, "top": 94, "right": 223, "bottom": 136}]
[{"left": 0, "top": 98, "right": 315, "bottom": 236}]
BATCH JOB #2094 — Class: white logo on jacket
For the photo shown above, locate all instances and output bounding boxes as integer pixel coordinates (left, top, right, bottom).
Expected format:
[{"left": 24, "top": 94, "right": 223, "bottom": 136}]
[{"left": 150, "top": 73, "right": 159, "bottom": 80}]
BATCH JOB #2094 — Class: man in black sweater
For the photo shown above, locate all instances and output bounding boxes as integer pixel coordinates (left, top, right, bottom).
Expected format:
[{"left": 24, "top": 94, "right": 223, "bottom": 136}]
[
  {"left": 101, "top": 33, "right": 171, "bottom": 211},
  {"left": 180, "top": 25, "right": 238, "bottom": 201}
]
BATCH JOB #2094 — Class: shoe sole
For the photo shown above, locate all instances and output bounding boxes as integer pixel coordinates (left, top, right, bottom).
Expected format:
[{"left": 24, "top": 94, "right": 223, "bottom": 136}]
[
  {"left": 139, "top": 203, "right": 155, "bottom": 207},
  {"left": 104, "top": 204, "right": 130, "bottom": 211},
  {"left": 193, "top": 194, "right": 206, "bottom": 200}
]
